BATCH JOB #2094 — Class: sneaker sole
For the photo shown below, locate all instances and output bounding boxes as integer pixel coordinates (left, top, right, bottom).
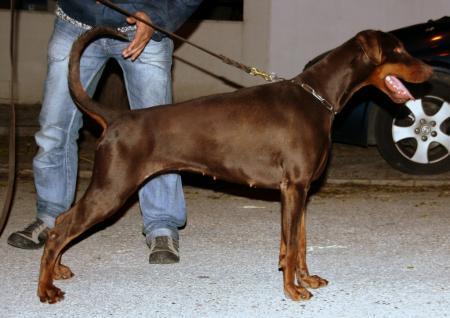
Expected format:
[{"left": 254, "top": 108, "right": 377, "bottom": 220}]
[{"left": 7, "top": 233, "right": 45, "bottom": 250}]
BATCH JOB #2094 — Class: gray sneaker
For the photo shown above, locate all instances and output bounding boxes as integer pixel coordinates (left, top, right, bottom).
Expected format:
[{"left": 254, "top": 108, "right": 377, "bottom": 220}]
[
  {"left": 148, "top": 236, "right": 180, "bottom": 264},
  {"left": 7, "top": 219, "right": 49, "bottom": 249}
]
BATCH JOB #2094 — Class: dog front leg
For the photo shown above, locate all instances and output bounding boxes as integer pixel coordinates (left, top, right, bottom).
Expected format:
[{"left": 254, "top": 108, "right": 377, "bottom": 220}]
[
  {"left": 280, "top": 181, "right": 312, "bottom": 301},
  {"left": 296, "top": 202, "right": 328, "bottom": 289}
]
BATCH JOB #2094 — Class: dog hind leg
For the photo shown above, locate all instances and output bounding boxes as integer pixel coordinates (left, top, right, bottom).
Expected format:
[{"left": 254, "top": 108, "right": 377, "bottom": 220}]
[{"left": 37, "top": 177, "right": 138, "bottom": 303}]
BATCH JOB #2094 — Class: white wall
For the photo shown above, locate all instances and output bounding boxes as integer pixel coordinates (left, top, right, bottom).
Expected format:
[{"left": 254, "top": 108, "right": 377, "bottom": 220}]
[{"left": 269, "top": 0, "right": 450, "bottom": 77}]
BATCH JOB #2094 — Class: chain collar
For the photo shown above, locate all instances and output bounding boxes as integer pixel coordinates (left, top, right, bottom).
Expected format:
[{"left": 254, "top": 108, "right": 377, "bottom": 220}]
[{"left": 291, "top": 79, "right": 337, "bottom": 116}]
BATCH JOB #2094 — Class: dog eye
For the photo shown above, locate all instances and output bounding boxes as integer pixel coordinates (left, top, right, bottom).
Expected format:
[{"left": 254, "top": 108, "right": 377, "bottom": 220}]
[{"left": 394, "top": 47, "right": 403, "bottom": 54}]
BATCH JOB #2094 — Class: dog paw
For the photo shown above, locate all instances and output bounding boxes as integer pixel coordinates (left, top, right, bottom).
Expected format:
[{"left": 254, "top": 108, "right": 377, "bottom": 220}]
[
  {"left": 284, "top": 283, "right": 313, "bottom": 301},
  {"left": 38, "top": 283, "right": 65, "bottom": 304},
  {"left": 299, "top": 274, "right": 328, "bottom": 289},
  {"left": 53, "top": 263, "right": 74, "bottom": 280}
]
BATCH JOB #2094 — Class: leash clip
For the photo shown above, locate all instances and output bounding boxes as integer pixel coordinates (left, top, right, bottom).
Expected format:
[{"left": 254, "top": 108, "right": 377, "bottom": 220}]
[{"left": 250, "top": 67, "right": 284, "bottom": 82}]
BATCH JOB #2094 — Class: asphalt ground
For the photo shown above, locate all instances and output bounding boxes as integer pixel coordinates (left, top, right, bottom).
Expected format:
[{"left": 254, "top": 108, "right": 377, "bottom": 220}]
[{"left": 0, "top": 180, "right": 449, "bottom": 317}]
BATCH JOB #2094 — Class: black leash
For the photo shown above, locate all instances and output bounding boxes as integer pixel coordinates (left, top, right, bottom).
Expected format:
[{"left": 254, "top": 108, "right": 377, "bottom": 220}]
[
  {"left": 97, "top": 0, "right": 284, "bottom": 82},
  {"left": 0, "top": 0, "right": 17, "bottom": 237}
]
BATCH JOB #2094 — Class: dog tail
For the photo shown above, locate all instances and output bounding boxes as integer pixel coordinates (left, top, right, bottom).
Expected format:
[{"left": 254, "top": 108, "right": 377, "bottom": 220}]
[{"left": 68, "top": 27, "right": 129, "bottom": 130}]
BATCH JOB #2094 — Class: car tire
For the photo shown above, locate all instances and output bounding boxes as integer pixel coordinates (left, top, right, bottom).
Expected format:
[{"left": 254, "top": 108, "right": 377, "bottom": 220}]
[{"left": 374, "top": 70, "right": 450, "bottom": 175}]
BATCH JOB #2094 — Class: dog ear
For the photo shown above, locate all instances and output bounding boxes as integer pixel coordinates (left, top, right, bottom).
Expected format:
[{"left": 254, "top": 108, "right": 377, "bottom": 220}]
[{"left": 356, "top": 30, "right": 383, "bottom": 65}]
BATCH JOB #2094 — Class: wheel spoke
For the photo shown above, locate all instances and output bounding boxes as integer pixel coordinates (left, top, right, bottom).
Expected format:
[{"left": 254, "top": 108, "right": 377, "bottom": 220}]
[
  {"left": 433, "top": 101, "right": 450, "bottom": 125},
  {"left": 433, "top": 133, "right": 450, "bottom": 152},
  {"left": 410, "top": 141, "right": 430, "bottom": 164},
  {"left": 405, "top": 99, "right": 426, "bottom": 120},
  {"left": 392, "top": 124, "right": 416, "bottom": 142}
]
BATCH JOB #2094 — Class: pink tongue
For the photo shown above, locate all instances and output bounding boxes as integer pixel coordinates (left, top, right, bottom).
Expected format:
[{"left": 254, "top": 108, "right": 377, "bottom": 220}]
[{"left": 385, "top": 75, "right": 414, "bottom": 99}]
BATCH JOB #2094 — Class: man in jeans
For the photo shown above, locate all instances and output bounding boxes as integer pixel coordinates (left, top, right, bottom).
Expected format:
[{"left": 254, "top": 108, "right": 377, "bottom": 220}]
[{"left": 8, "top": 0, "right": 202, "bottom": 264}]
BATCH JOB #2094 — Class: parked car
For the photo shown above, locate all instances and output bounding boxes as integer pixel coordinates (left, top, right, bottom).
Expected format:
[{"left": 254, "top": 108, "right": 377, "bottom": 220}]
[{"left": 310, "top": 16, "right": 450, "bottom": 175}]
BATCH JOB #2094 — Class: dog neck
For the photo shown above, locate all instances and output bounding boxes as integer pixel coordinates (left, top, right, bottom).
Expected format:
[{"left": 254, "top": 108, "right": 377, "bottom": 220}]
[{"left": 293, "top": 38, "right": 374, "bottom": 114}]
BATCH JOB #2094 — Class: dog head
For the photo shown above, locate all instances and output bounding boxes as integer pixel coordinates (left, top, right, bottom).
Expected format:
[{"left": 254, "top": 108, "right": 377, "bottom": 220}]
[{"left": 356, "top": 30, "right": 433, "bottom": 103}]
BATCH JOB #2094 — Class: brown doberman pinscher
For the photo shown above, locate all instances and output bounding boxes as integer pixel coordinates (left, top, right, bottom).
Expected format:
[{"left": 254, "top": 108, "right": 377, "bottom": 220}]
[{"left": 37, "top": 27, "right": 432, "bottom": 303}]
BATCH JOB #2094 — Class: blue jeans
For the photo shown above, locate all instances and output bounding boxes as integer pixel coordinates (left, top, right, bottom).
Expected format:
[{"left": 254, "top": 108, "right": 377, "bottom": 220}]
[{"left": 33, "top": 18, "right": 186, "bottom": 240}]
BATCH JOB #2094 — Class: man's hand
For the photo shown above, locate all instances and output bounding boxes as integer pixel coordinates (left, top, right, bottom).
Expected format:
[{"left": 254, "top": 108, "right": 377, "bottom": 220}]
[{"left": 122, "top": 11, "right": 154, "bottom": 61}]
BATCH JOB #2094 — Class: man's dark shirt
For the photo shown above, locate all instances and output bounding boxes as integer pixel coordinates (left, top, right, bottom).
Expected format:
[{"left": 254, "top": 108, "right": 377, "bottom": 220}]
[{"left": 58, "top": 0, "right": 203, "bottom": 41}]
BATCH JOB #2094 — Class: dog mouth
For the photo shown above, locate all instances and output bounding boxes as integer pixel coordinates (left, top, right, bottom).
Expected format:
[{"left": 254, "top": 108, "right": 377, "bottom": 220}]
[{"left": 384, "top": 75, "right": 414, "bottom": 103}]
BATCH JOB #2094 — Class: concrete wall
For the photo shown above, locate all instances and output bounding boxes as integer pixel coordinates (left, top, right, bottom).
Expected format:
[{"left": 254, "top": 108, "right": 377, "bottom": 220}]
[{"left": 0, "top": 0, "right": 449, "bottom": 104}]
